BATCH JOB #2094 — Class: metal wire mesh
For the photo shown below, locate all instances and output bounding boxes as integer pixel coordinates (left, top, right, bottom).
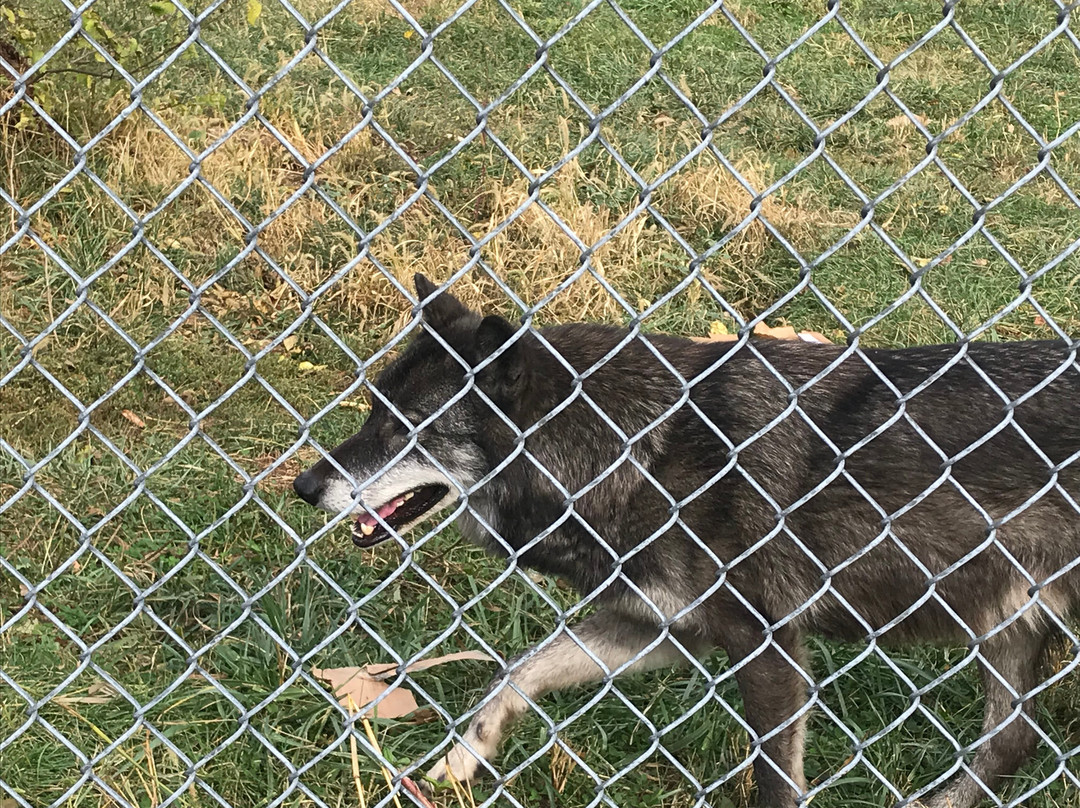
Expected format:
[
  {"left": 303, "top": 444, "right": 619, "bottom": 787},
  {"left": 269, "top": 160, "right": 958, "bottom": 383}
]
[{"left": 2, "top": 0, "right": 1080, "bottom": 806}]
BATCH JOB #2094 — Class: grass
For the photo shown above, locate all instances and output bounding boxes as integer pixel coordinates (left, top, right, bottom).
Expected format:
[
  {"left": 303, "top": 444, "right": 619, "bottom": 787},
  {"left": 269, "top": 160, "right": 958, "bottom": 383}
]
[{"left": 2, "top": 0, "right": 1080, "bottom": 805}]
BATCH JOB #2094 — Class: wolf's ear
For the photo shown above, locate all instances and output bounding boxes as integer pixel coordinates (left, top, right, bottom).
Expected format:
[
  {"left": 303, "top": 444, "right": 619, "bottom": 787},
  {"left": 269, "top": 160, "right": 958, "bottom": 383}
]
[
  {"left": 414, "top": 273, "right": 471, "bottom": 331},
  {"left": 475, "top": 314, "right": 525, "bottom": 400},
  {"left": 414, "top": 273, "right": 438, "bottom": 300}
]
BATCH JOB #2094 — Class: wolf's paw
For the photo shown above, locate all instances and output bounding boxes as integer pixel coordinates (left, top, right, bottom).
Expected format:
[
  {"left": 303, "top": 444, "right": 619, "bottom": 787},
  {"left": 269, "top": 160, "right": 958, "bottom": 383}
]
[{"left": 425, "top": 741, "right": 490, "bottom": 790}]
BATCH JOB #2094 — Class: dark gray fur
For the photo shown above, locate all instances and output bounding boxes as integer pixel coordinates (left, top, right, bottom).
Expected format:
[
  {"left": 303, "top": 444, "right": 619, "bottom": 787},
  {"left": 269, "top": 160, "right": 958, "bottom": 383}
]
[{"left": 293, "top": 275, "right": 1080, "bottom": 807}]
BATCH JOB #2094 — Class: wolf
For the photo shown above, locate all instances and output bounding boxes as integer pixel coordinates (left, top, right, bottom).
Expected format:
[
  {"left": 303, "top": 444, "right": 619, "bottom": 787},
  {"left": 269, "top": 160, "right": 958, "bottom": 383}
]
[{"left": 292, "top": 274, "right": 1080, "bottom": 807}]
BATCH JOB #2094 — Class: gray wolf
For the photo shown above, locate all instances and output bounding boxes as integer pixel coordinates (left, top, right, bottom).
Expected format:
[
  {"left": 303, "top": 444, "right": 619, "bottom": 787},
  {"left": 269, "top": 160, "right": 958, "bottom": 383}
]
[{"left": 292, "top": 273, "right": 1080, "bottom": 807}]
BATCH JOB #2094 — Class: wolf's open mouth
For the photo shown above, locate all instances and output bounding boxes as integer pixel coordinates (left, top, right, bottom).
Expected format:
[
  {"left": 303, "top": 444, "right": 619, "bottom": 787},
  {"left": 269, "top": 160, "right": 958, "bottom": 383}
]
[{"left": 351, "top": 484, "right": 450, "bottom": 548}]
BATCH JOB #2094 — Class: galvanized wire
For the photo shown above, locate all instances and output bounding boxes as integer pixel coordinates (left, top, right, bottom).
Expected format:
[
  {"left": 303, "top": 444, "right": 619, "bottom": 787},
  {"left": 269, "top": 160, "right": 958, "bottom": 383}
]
[{"left": 2, "top": 1, "right": 1080, "bottom": 807}]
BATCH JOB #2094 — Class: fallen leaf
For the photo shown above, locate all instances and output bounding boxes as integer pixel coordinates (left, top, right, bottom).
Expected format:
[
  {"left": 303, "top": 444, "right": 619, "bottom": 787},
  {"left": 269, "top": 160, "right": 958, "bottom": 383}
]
[
  {"left": 692, "top": 333, "right": 737, "bottom": 343},
  {"left": 403, "top": 707, "right": 439, "bottom": 725},
  {"left": 19, "top": 583, "right": 29, "bottom": 598},
  {"left": 755, "top": 322, "right": 798, "bottom": 341},
  {"left": 246, "top": 0, "right": 262, "bottom": 25},
  {"left": 887, "top": 113, "right": 930, "bottom": 130},
  {"left": 88, "top": 681, "right": 115, "bottom": 698},
  {"left": 708, "top": 319, "right": 729, "bottom": 339},
  {"left": 1034, "top": 315, "right": 1047, "bottom": 327},
  {"left": 54, "top": 680, "right": 117, "bottom": 706},
  {"left": 692, "top": 323, "right": 833, "bottom": 345},
  {"left": 121, "top": 409, "right": 146, "bottom": 429},
  {"left": 54, "top": 694, "right": 115, "bottom": 706},
  {"left": 282, "top": 334, "right": 298, "bottom": 352},
  {"left": 312, "top": 667, "right": 418, "bottom": 718},
  {"left": 187, "top": 671, "right": 225, "bottom": 681}
]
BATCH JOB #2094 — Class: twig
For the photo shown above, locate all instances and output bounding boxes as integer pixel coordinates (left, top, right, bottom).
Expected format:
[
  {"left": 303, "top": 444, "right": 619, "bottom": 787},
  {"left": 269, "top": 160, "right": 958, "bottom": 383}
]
[
  {"left": 362, "top": 712, "right": 404, "bottom": 808},
  {"left": 346, "top": 696, "right": 369, "bottom": 808}
]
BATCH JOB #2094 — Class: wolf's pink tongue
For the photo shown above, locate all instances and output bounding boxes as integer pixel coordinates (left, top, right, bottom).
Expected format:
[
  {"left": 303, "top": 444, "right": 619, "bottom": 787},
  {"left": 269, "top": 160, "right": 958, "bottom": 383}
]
[
  {"left": 359, "top": 498, "right": 404, "bottom": 527},
  {"left": 378, "top": 499, "right": 401, "bottom": 518}
]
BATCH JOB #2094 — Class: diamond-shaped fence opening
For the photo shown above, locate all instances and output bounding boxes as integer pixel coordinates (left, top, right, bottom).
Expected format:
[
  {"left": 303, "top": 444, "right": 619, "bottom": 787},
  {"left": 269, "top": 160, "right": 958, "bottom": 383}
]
[{"left": 3, "top": 1, "right": 1080, "bottom": 807}]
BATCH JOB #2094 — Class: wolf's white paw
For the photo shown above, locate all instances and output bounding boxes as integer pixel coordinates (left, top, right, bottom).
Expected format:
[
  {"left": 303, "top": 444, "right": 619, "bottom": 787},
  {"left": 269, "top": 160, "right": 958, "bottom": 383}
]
[{"left": 425, "top": 740, "right": 491, "bottom": 788}]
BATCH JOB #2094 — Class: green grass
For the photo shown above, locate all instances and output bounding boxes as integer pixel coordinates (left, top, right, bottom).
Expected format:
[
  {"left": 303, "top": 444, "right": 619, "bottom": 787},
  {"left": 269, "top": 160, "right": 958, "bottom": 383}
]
[{"left": 2, "top": 0, "right": 1080, "bottom": 806}]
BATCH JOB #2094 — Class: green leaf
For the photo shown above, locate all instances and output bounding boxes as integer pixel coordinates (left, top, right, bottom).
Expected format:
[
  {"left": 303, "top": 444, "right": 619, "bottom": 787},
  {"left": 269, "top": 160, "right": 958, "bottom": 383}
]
[
  {"left": 83, "top": 12, "right": 110, "bottom": 39},
  {"left": 117, "top": 37, "right": 141, "bottom": 59},
  {"left": 14, "top": 107, "right": 34, "bottom": 131},
  {"left": 246, "top": 0, "right": 262, "bottom": 25},
  {"left": 148, "top": 1, "right": 177, "bottom": 15},
  {"left": 197, "top": 91, "right": 227, "bottom": 111}
]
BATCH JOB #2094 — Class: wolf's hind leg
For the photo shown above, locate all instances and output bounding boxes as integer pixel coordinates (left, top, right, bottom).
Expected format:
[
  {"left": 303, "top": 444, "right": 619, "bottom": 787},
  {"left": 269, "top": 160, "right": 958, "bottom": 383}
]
[
  {"left": 424, "top": 611, "right": 701, "bottom": 789},
  {"left": 920, "top": 625, "right": 1051, "bottom": 808}
]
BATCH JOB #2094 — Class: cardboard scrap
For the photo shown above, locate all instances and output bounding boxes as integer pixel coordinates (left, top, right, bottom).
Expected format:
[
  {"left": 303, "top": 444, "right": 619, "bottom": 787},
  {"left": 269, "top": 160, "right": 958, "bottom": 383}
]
[
  {"left": 691, "top": 321, "right": 832, "bottom": 345},
  {"left": 313, "top": 650, "right": 495, "bottom": 719},
  {"left": 312, "top": 666, "right": 418, "bottom": 719},
  {"left": 365, "top": 650, "right": 493, "bottom": 680}
]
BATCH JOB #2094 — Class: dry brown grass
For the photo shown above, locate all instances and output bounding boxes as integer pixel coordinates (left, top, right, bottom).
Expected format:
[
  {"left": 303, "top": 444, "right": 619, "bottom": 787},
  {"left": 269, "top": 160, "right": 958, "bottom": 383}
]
[
  {"left": 288, "top": 0, "right": 452, "bottom": 21},
  {"left": 78, "top": 108, "right": 857, "bottom": 332}
]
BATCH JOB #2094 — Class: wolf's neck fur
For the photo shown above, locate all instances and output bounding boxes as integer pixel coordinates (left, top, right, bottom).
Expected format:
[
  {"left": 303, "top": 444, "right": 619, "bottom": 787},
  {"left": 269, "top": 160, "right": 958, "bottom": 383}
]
[{"left": 457, "top": 324, "right": 699, "bottom": 590}]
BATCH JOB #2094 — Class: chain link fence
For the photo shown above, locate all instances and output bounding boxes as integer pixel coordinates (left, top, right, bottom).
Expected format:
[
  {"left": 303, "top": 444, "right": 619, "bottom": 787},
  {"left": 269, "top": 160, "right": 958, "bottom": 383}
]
[{"left": 2, "top": 0, "right": 1080, "bottom": 806}]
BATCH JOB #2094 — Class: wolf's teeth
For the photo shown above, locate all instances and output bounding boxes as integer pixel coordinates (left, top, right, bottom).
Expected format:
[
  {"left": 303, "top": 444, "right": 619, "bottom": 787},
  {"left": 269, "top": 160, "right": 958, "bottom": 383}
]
[
  {"left": 404, "top": 492, "right": 414, "bottom": 500},
  {"left": 359, "top": 522, "right": 374, "bottom": 536},
  {"left": 393, "top": 498, "right": 405, "bottom": 508}
]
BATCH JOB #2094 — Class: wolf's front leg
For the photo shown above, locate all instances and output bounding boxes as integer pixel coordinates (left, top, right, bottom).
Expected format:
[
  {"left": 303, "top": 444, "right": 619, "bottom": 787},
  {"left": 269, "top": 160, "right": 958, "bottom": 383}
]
[
  {"left": 725, "top": 623, "right": 810, "bottom": 808},
  {"left": 425, "top": 612, "right": 697, "bottom": 788}
]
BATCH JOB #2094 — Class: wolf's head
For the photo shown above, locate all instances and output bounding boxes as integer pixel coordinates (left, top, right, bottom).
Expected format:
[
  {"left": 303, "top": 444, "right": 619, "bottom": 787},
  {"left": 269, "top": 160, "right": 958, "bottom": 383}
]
[{"left": 291, "top": 274, "right": 525, "bottom": 548}]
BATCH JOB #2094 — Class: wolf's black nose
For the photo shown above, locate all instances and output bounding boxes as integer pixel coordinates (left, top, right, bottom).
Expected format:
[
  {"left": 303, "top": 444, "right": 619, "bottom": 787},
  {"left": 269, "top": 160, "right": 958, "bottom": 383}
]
[{"left": 292, "top": 470, "right": 324, "bottom": 506}]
